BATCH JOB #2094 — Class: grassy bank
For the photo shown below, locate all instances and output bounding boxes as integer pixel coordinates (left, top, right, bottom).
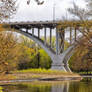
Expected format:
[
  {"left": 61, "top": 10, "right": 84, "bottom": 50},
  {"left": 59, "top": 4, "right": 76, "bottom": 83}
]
[
  {"left": 11, "top": 69, "right": 81, "bottom": 80},
  {"left": 0, "top": 69, "right": 81, "bottom": 81},
  {"left": 14, "top": 68, "right": 71, "bottom": 75}
]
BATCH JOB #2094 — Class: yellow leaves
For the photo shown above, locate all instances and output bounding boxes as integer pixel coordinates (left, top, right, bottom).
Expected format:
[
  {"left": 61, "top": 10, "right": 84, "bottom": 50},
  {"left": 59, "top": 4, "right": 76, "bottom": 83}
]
[
  {"left": 0, "top": 32, "right": 20, "bottom": 73},
  {"left": 4, "top": 62, "right": 8, "bottom": 65},
  {"left": 30, "top": 48, "right": 35, "bottom": 54},
  {"left": 0, "top": 24, "right": 11, "bottom": 32},
  {"left": 0, "top": 24, "right": 5, "bottom": 31},
  {"left": 57, "top": 20, "right": 92, "bottom": 29}
]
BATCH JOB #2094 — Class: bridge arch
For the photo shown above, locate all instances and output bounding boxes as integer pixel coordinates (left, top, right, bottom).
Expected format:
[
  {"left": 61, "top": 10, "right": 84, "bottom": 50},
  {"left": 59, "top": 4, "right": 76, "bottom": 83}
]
[{"left": 11, "top": 29, "right": 73, "bottom": 72}]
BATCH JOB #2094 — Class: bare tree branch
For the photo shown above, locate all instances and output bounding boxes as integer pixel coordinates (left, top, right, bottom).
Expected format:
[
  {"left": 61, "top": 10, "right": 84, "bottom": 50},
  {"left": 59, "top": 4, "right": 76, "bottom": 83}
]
[
  {"left": 0, "top": 0, "right": 16, "bottom": 21},
  {"left": 68, "top": 3, "right": 92, "bottom": 21}
]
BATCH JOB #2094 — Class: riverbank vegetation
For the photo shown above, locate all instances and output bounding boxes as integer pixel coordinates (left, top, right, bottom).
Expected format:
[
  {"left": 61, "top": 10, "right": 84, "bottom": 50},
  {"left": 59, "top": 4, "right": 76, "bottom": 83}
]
[
  {"left": 14, "top": 68, "right": 69, "bottom": 74},
  {"left": 6, "top": 68, "right": 80, "bottom": 80},
  {"left": 68, "top": 1, "right": 92, "bottom": 74}
]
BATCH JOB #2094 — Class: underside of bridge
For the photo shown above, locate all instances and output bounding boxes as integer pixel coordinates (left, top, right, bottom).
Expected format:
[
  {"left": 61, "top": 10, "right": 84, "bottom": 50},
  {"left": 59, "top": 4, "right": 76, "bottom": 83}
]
[{"left": 4, "top": 21, "right": 79, "bottom": 72}]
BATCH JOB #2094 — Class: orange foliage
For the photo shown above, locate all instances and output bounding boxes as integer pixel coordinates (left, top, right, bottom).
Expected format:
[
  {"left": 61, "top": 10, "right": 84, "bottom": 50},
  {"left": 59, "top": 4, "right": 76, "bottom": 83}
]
[{"left": 0, "top": 24, "right": 5, "bottom": 31}]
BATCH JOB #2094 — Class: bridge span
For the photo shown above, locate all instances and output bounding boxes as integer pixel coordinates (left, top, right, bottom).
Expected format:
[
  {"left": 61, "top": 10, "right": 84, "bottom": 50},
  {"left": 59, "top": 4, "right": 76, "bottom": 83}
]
[{"left": 2, "top": 21, "right": 80, "bottom": 72}]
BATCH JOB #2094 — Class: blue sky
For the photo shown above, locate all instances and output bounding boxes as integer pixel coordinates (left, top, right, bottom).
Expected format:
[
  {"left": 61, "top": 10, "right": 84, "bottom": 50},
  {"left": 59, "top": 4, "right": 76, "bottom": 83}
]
[{"left": 11, "top": 0, "right": 86, "bottom": 22}]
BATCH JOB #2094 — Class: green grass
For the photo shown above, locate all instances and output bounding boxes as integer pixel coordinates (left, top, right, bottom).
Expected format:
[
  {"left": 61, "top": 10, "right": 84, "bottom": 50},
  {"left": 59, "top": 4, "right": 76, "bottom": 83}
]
[
  {"left": 6, "top": 69, "right": 80, "bottom": 81},
  {"left": 79, "top": 71, "right": 92, "bottom": 75},
  {"left": 14, "top": 68, "right": 74, "bottom": 75}
]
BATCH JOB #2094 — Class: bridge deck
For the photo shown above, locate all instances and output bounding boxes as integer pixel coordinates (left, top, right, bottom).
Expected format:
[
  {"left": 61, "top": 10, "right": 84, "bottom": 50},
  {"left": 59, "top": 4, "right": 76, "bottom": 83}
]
[
  {"left": 4, "top": 21, "right": 59, "bottom": 29},
  {"left": 2, "top": 20, "right": 92, "bottom": 29}
]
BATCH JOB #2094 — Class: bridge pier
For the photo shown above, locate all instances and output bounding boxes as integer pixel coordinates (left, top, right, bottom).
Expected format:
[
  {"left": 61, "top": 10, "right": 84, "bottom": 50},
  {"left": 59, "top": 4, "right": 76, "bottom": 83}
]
[
  {"left": 51, "top": 47, "right": 73, "bottom": 72},
  {"left": 51, "top": 26, "right": 73, "bottom": 72},
  {"left": 51, "top": 55, "right": 66, "bottom": 71},
  {"left": 51, "top": 53, "right": 72, "bottom": 72}
]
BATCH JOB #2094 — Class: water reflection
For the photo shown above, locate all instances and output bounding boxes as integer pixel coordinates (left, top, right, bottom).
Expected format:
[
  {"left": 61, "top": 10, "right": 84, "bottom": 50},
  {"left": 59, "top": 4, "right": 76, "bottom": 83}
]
[
  {"left": 51, "top": 82, "right": 69, "bottom": 92},
  {"left": 1, "top": 78, "right": 92, "bottom": 92}
]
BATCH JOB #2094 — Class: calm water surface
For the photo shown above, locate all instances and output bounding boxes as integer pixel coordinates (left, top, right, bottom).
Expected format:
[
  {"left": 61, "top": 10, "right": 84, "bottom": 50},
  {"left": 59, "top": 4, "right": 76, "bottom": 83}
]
[{"left": 0, "top": 78, "right": 92, "bottom": 92}]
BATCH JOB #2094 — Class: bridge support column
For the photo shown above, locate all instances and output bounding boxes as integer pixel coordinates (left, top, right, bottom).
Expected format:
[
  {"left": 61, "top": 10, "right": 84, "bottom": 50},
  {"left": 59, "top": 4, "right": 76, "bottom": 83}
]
[
  {"left": 70, "top": 27, "right": 72, "bottom": 45},
  {"left": 51, "top": 64, "right": 66, "bottom": 71},
  {"left": 51, "top": 26, "right": 67, "bottom": 71},
  {"left": 60, "top": 30, "right": 65, "bottom": 53},
  {"left": 38, "top": 28, "right": 40, "bottom": 38},
  {"left": 32, "top": 28, "right": 34, "bottom": 36},
  {"left": 26, "top": 29, "right": 28, "bottom": 33},
  {"left": 51, "top": 55, "right": 66, "bottom": 71},
  {"left": 56, "top": 26, "right": 65, "bottom": 55},
  {"left": 44, "top": 28, "right": 46, "bottom": 45},
  {"left": 74, "top": 27, "right": 77, "bottom": 41},
  {"left": 50, "top": 28, "right": 52, "bottom": 47},
  {"left": 51, "top": 46, "right": 74, "bottom": 72},
  {"left": 56, "top": 28, "right": 59, "bottom": 55}
]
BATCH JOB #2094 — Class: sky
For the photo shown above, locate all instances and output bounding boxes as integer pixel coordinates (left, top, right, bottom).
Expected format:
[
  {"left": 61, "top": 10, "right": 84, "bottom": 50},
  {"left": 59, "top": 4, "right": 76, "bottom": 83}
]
[{"left": 11, "top": 0, "right": 86, "bottom": 22}]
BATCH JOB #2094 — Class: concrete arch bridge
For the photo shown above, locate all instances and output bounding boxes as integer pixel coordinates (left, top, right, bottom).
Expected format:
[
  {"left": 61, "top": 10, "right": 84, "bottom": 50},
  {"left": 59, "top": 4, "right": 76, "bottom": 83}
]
[{"left": 2, "top": 21, "right": 86, "bottom": 72}]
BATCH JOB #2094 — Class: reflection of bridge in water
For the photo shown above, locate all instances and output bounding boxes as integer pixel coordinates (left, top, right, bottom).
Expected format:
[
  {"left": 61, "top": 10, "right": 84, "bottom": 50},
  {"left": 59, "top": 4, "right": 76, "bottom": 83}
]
[
  {"left": 3, "top": 21, "right": 84, "bottom": 72},
  {"left": 51, "top": 82, "right": 69, "bottom": 92}
]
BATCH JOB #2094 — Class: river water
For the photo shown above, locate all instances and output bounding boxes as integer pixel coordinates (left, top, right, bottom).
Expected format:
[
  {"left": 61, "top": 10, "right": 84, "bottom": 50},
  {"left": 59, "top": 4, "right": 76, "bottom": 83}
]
[{"left": 0, "top": 78, "right": 92, "bottom": 92}]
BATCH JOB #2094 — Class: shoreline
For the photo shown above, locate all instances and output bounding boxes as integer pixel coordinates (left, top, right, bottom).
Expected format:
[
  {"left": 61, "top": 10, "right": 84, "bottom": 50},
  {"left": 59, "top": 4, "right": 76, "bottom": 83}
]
[
  {"left": 0, "top": 69, "right": 83, "bottom": 84},
  {"left": 0, "top": 73, "right": 82, "bottom": 84},
  {"left": 0, "top": 77, "right": 82, "bottom": 85}
]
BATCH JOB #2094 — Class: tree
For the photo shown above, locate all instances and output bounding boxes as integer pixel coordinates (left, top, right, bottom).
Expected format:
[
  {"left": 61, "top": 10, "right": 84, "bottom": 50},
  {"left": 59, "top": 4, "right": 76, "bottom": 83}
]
[
  {"left": 69, "top": 36, "right": 92, "bottom": 72},
  {"left": 17, "top": 36, "right": 36, "bottom": 69},
  {"left": 20, "top": 36, "right": 37, "bottom": 49},
  {"left": 0, "top": 0, "right": 44, "bottom": 22},
  {"left": 68, "top": 2, "right": 92, "bottom": 21},
  {"left": 0, "top": 32, "right": 21, "bottom": 74},
  {"left": 18, "top": 45, "right": 35, "bottom": 70},
  {"left": 68, "top": 1, "right": 92, "bottom": 72},
  {"left": 39, "top": 49, "right": 52, "bottom": 69},
  {"left": 85, "top": 0, "right": 92, "bottom": 10},
  {"left": 18, "top": 36, "right": 52, "bottom": 69},
  {"left": 0, "top": 0, "right": 16, "bottom": 21}
]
